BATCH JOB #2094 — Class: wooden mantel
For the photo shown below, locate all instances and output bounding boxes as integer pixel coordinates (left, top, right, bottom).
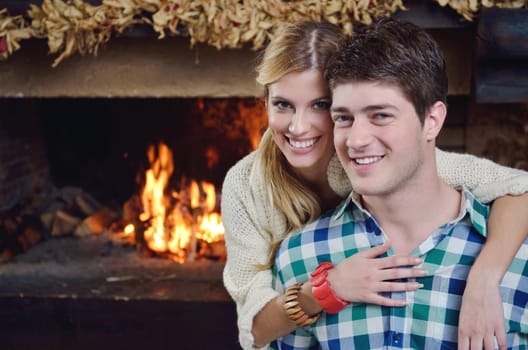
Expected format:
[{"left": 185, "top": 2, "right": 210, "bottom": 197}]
[
  {"left": 0, "top": 36, "right": 261, "bottom": 98},
  {"left": 0, "top": 1, "right": 526, "bottom": 100}
]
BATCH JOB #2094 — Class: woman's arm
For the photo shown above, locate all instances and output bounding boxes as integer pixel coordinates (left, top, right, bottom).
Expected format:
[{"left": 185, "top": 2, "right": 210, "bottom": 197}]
[
  {"left": 436, "top": 148, "right": 528, "bottom": 202},
  {"left": 458, "top": 194, "right": 528, "bottom": 350},
  {"left": 253, "top": 241, "right": 426, "bottom": 348},
  {"left": 221, "top": 157, "right": 282, "bottom": 350},
  {"left": 435, "top": 149, "right": 528, "bottom": 350}
]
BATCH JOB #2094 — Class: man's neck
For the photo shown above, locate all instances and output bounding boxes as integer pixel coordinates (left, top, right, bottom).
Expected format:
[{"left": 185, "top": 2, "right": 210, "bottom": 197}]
[{"left": 360, "top": 173, "right": 461, "bottom": 256}]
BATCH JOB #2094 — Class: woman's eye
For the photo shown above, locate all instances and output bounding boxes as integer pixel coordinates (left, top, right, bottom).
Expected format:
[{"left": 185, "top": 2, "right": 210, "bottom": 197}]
[
  {"left": 313, "top": 101, "right": 331, "bottom": 110},
  {"left": 272, "top": 101, "right": 291, "bottom": 110}
]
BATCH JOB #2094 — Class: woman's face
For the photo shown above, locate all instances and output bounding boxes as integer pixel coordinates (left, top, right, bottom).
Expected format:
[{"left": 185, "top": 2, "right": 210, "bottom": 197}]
[{"left": 267, "top": 69, "right": 334, "bottom": 180}]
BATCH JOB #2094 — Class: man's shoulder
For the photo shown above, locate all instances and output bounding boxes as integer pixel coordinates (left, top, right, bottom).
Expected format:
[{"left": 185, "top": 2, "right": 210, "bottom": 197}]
[{"left": 460, "top": 188, "right": 490, "bottom": 237}]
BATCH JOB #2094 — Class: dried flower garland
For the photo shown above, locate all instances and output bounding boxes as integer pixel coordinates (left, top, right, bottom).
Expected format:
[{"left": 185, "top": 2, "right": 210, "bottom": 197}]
[{"left": 0, "top": 0, "right": 525, "bottom": 67}]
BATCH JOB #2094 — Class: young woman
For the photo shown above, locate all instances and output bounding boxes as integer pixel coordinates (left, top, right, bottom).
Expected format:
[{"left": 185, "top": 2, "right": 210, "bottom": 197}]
[{"left": 221, "top": 21, "right": 528, "bottom": 350}]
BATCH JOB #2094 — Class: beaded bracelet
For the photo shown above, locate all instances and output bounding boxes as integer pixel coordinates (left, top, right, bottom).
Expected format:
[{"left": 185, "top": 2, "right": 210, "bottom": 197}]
[
  {"left": 282, "top": 283, "right": 321, "bottom": 327},
  {"left": 310, "top": 262, "right": 350, "bottom": 314}
]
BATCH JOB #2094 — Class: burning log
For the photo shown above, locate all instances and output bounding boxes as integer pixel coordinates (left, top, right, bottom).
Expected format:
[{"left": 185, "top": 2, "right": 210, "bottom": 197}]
[{"left": 112, "top": 142, "right": 226, "bottom": 263}]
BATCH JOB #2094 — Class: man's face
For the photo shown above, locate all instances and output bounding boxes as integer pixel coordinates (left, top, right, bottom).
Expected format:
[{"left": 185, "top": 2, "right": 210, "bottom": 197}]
[{"left": 331, "top": 81, "right": 430, "bottom": 197}]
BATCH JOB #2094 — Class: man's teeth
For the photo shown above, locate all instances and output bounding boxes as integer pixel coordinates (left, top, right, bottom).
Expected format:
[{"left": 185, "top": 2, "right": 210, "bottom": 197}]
[
  {"left": 289, "top": 138, "right": 317, "bottom": 148},
  {"left": 355, "top": 156, "right": 381, "bottom": 165}
]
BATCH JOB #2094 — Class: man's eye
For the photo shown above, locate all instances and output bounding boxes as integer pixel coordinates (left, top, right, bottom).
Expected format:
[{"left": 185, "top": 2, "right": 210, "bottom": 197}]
[
  {"left": 374, "top": 113, "right": 391, "bottom": 120},
  {"left": 372, "top": 113, "right": 393, "bottom": 123},
  {"left": 333, "top": 115, "right": 352, "bottom": 123}
]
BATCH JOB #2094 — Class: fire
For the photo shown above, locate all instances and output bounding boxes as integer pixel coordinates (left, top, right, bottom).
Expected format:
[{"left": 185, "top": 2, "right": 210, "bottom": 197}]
[
  {"left": 129, "top": 142, "right": 225, "bottom": 263},
  {"left": 113, "top": 99, "right": 266, "bottom": 262}
]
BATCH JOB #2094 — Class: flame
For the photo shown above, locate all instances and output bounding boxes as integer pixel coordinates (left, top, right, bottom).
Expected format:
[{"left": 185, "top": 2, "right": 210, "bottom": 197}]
[
  {"left": 134, "top": 142, "right": 224, "bottom": 263},
  {"left": 117, "top": 99, "right": 267, "bottom": 262}
]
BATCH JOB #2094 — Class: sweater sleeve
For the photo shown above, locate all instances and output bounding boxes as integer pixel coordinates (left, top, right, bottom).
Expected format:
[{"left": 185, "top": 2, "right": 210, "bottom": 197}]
[
  {"left": 436, "top": 148, "right": 528, "bottom": 203},
  {"left": 221, "top": 154, "right": 280, "bottom": 350}
]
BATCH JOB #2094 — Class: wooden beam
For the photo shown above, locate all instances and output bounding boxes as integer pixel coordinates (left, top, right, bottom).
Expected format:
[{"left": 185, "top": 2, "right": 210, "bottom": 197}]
[
  {"left": 477, "top": 8, "right": 528, "bottom": 60},
  {"left": 475, "top": 8, "right": 528, "bottom": 103},
  {"left": 474, "top": 63, "right": 528, "bottom": 103}
]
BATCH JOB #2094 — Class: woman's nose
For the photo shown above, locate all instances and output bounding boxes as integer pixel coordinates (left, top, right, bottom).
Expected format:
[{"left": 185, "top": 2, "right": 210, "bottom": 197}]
[{"left": 288, "top": 109, "right": 310, "bottom": 134}]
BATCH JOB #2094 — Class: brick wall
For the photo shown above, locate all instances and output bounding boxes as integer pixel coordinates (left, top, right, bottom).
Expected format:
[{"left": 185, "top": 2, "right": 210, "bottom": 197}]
[{"left": 0, "top": 100, "right": 52, "bottom": 210}]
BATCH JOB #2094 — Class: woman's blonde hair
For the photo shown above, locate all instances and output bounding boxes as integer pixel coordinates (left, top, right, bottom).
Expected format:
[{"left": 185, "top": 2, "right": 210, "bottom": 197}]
[{"left": 255, "top": 21, "right": 343, "bottom": 238}]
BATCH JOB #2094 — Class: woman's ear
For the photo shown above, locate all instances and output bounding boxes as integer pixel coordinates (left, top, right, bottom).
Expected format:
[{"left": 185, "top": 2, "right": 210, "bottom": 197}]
[{"left": 423, "top": 101, "right": 447, "bottom": 141}]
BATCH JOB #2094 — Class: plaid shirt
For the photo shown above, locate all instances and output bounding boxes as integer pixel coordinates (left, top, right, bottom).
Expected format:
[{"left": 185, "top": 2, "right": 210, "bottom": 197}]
[{"left": 272, "top": 189, "right": 528, "bottom": 350}]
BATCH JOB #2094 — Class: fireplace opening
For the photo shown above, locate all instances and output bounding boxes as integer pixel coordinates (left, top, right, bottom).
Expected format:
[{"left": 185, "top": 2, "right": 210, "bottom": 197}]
[
  {"left": 38, "top": 97, "right": 265, "bottom": 204},
  {"left": 0, "top": 97, "right": 267, "bottom": 350},
  {"left": 1, "top": 97, "right": 267, "bottom": 260}
]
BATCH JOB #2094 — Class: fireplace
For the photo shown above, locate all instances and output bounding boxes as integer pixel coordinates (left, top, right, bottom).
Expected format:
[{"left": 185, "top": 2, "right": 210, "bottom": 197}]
[{"left": 0, "top": 97, "right": 268, "bottom": 350}]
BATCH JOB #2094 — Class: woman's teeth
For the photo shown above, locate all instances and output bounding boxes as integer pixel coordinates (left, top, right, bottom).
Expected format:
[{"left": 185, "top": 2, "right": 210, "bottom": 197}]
[{"left": 289, "top": 138, "right": 317, "bottom": 149}]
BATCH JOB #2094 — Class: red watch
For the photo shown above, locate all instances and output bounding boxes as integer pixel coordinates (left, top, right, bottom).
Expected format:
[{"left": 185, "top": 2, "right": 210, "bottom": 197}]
[{"left": 309, "top": 261, "right": 350, "bottom": 314}]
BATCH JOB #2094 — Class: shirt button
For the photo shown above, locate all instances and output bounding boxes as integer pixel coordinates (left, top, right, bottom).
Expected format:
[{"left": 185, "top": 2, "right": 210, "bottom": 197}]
[{"left": 393, "top": 333, "right": 400, "bottom": 343}]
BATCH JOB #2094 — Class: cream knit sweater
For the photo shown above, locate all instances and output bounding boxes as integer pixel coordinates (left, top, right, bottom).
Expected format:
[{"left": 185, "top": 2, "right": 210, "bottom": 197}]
[{"left": 221, "top": 145, "right": 528, "bottom": 350}]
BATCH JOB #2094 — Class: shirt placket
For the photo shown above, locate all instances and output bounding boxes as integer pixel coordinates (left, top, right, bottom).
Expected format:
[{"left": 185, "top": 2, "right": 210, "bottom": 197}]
[{"left": 365, "top": 217, "right": 407, "bottom": 349}]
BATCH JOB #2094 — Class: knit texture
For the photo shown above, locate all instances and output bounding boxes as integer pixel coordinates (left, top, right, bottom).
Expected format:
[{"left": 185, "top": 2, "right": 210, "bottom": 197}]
[{"left": 222, "top": 144, "right": 528, "bottom": 350}]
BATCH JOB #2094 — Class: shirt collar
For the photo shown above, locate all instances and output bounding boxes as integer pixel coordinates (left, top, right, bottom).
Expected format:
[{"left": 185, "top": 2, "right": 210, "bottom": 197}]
[
  {"left": 333, "top": 187, "right": 489, "bottom": 236},
  {"left": 334, "top": 191, "right": 361, "bottom": 219},
  {"left": 451, "top": 187, "right": 489, "bottom": 236}
]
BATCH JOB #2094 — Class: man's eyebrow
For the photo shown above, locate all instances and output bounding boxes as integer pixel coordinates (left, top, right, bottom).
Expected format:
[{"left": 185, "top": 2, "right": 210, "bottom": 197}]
[
  {"left": 331, "top": 104, "right": 396, "bottom": 113},
  {"left": 330, "top": 106, "right": 349, "bottom": 113}
]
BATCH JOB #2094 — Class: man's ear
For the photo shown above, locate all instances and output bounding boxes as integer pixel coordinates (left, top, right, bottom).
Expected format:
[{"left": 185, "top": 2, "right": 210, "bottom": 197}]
[{"left": 423, "top": 101, "right": 447, "bottom": 141}]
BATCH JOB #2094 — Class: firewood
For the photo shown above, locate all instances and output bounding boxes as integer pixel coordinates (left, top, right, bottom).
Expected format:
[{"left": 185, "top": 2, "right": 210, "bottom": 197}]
[
  {"left": 74, "top": 207, "right": 119, "bottom": 237},
  {"left": 50, "top": 210, "right": 82, "bottom": 237},
  {"left": 56, "top": 186, "right": 83, "bottom": 206},
  {"left": 122, "top": 195, "right": 141, "bottom": 223},
  {"left": 0, "top": 213, "right": 44, "bottom": 261},
  {"left": 74, "top": 192, "right": 103, "bottom": 216},
  {"left": 39, "top": 200, "right": 66, "bottom": 231},
  {"left": 199, "top": 240, "right": 227, "bottom": 261},
  {"left": 18, "top": 223, "right": 43, "bottom": 251}
]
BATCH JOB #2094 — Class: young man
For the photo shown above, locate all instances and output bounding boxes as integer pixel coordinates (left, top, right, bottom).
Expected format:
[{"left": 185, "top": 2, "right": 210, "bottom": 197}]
[{"left": 271, "top": 18, "right": 528, "bottom": 349}]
